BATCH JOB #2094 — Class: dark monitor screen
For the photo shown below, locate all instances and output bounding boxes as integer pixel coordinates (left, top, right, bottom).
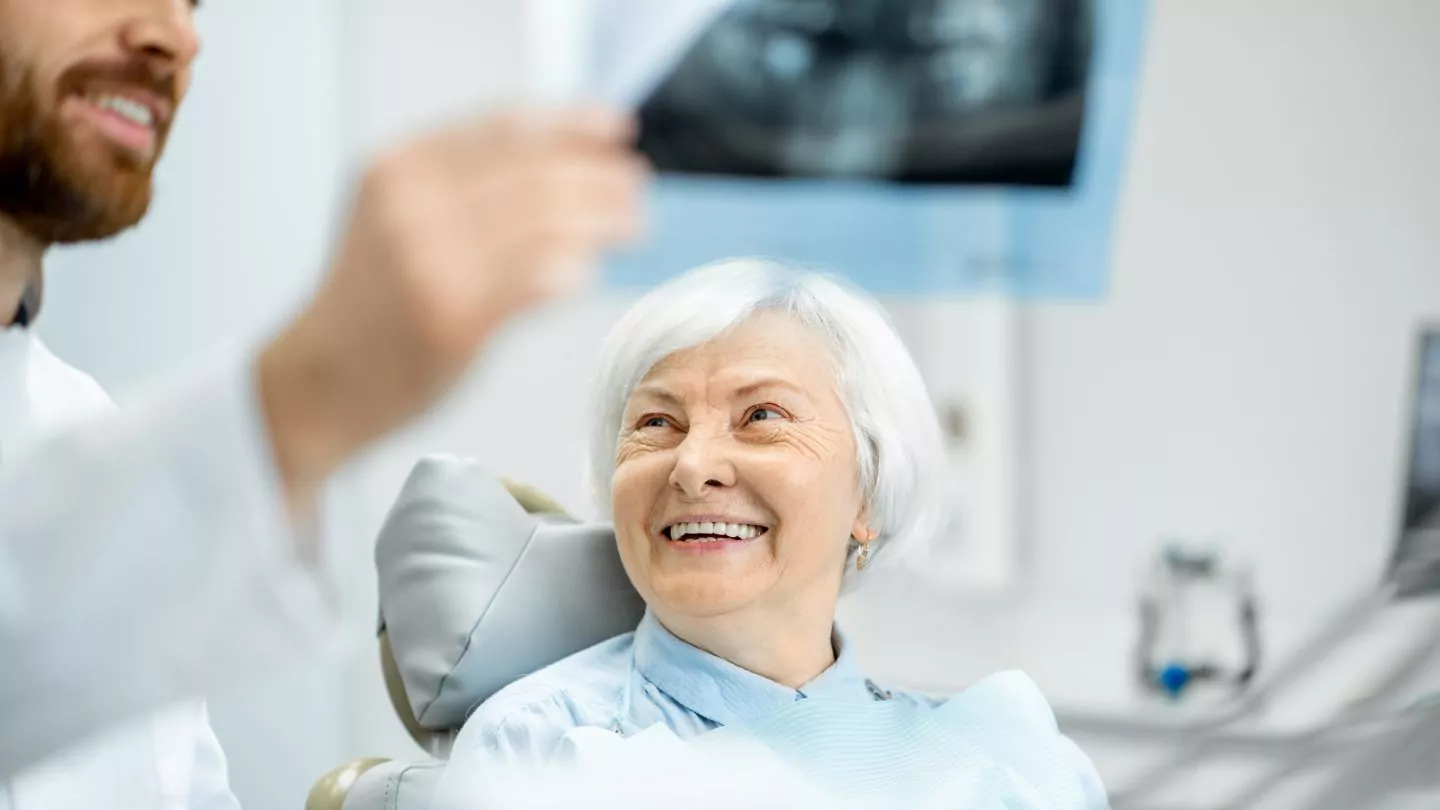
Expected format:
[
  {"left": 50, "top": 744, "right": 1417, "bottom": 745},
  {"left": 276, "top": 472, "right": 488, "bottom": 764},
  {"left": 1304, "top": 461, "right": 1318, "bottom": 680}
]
[{"left": 1390, "top": 330, "right": 1440, "bottom": 597}]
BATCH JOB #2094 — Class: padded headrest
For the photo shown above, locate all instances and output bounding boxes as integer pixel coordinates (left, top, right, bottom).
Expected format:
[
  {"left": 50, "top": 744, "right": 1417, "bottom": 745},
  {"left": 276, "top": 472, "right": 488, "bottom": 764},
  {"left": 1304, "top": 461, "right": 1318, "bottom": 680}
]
[{"left": 376, "top": 455, "right": 646, "bottom": 733}]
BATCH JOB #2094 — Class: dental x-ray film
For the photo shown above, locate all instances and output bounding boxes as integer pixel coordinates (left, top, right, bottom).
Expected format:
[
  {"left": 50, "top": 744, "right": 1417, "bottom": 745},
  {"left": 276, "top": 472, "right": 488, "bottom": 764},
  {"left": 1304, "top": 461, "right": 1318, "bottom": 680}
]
[
  {"left": 622, "top": 0, "right": 1094, "bottom": 187},
  {"left": 573, "top": 0, "right": 1144, "bottom": 297}
]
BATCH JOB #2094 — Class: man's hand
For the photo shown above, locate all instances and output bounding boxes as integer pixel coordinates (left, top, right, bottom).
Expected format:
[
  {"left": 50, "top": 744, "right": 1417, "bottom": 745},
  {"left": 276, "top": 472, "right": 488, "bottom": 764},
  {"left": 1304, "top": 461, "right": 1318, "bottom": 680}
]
[{"left": 258, "top": 108, "right": 647, "bottom": 525}]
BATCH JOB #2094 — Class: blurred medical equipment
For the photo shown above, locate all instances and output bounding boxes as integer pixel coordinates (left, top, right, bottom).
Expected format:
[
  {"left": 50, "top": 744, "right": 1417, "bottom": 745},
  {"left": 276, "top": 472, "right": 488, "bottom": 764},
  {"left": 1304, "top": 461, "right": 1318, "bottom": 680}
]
[
  {"left": 1388, "top": 329, "right": 1440, "bottom": 598},
  {"left": 1097, "top": 584, "right": 1440, "bottom": 809},
  {"left": 1135, "top": 543, "right": 1260, "bottom": 701},
  {"left": 305, "top": 456, "right": 645, "bottom": 810},
  {"left": 1078, "top": 327, "right": 1440, "bottom": 809}
]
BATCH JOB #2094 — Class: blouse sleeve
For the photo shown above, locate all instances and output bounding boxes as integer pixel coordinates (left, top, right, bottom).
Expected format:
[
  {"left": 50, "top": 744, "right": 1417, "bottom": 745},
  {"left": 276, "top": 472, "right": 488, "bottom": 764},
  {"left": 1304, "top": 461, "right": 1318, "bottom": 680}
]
[{"left": 430, "top": 691, "right": 595, "bottom": 808}]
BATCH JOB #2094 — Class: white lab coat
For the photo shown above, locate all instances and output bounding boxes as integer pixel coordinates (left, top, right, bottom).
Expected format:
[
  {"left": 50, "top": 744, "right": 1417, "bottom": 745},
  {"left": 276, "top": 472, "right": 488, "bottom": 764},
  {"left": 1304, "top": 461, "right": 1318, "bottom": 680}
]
[
  {"left": 0, "top": 326, "right": 339, "bottom": 790},
  {"left": 0, "top": 328, "right": 241, "bottom": 809}
]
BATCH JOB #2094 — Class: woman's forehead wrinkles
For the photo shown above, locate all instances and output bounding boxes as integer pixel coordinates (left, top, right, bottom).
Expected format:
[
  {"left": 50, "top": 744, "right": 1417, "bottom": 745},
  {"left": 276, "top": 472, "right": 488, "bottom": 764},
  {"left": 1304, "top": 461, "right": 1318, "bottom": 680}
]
[{"left": 634, "top": 366, "right": 817, "bottom": 406}]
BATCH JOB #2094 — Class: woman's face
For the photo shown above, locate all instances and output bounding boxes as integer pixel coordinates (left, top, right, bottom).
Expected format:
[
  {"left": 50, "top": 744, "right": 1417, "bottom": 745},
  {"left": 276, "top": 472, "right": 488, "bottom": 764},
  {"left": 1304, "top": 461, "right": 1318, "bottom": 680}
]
[{"left": 612, "top": 312, "right": 871, "bottom": 623}]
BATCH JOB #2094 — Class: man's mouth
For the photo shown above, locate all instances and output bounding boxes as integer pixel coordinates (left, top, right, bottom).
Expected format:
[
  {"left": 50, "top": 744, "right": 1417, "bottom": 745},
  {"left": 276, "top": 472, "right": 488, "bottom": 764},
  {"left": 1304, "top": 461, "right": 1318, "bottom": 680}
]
[
  {"left": 85, "top": 92, "right": 157, "bottom": 128},
  {"left": 664, "top": 521, "right": 769, "bottom": 543},
  {"left": 64, "top": 89, "right": 168, "bottom": 158}
]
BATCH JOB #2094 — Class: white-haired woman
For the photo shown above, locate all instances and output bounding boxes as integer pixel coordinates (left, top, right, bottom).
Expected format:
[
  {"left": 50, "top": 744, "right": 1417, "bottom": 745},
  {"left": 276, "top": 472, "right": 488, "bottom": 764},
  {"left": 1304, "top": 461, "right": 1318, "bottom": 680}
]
[{"left": 437, "top": 259, "right": 1105, "bottom": 805}]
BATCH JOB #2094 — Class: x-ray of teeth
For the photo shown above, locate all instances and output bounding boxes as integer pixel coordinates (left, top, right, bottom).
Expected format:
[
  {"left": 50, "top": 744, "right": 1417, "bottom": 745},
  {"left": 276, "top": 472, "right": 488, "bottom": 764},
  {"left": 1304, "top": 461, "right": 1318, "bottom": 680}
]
[
  {"left": 635, "top": 0, "right": 1094, "bottom": 186},
  {"left": 1392, "top": 332, "right": 1440, "bottom": 597}
]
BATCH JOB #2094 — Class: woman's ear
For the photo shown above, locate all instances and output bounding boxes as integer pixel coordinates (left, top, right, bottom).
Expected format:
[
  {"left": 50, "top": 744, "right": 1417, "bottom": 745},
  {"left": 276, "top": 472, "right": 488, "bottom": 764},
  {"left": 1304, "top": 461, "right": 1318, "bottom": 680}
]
[
  {"left": 851, "top": 521, "right": 877, "bottom": 572},
  {"left": 851, "top": 507, "right": 877, "bottom": 544}
]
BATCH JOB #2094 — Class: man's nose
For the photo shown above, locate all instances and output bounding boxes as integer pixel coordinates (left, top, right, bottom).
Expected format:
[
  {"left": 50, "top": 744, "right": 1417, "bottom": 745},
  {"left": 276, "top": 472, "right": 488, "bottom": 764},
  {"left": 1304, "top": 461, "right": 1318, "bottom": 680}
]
[
  {"left": 668, "top": 430, "right": 737, "bottom": 498},
  {"left": 119, "top": 1, "right": 201, "bottom": 73}
]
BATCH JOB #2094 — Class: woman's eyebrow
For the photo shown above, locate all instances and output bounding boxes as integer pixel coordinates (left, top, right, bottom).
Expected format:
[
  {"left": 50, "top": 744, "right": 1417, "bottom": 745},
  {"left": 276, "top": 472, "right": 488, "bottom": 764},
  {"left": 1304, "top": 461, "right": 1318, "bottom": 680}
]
[
  {"left": 628, "top": 384, "right": 682, "bottom": 406},
  {"left": 731, "top": 377, "right": 807, "bottom": 399},
  {"left": 629, "top": 377, "right": 808, "bottom": 407}
]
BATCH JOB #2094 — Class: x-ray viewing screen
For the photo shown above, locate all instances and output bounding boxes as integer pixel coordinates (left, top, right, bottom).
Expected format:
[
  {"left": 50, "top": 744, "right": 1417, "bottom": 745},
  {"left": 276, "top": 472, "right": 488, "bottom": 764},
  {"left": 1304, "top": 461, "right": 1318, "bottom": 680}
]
[
  {"left": 1390, "top": 331, "right": 1440, "bottom": 597},
  {"left": 634, "top": 0, "right": 1094, "bottom": 186}
]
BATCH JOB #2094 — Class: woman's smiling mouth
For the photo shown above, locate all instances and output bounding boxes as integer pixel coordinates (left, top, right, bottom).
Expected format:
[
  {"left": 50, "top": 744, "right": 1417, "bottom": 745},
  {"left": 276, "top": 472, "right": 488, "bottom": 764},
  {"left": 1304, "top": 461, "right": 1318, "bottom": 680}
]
[{"left": 662, "top": 519, "right": 770, "bottom": 551}]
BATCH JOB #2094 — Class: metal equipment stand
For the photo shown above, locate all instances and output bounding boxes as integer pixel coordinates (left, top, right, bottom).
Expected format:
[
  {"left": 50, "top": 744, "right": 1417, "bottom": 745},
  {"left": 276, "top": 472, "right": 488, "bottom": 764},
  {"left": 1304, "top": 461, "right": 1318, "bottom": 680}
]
[{"left": 1081, "top": 585, "right": 1440, "bottom": 809}]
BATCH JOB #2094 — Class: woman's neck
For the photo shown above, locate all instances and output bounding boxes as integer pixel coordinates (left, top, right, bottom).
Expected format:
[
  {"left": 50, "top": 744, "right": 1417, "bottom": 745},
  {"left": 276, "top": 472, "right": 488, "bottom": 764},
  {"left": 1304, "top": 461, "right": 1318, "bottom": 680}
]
[
  {"left": 656, "top": 602, "right": 839, "bottom": 690},
  {"left": 0, "top": 215, "right": 45, "bottom": 326}
]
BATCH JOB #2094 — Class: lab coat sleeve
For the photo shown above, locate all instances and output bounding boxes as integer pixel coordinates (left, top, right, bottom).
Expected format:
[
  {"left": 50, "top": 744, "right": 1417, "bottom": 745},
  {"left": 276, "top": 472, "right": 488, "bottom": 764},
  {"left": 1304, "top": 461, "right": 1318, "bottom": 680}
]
[
  {"left": 0, "top": 355, "right": 342, "bottom": 780},
  {"left": 184, "top": 703, "right": 242, "bottom": 810}
]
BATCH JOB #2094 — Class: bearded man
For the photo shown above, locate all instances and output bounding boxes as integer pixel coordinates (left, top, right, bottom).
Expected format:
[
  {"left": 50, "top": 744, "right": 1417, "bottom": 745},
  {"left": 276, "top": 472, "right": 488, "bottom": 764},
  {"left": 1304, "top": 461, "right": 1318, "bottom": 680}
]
[{"left": 0, "top": 1, "right": 648, "bottom": 805}]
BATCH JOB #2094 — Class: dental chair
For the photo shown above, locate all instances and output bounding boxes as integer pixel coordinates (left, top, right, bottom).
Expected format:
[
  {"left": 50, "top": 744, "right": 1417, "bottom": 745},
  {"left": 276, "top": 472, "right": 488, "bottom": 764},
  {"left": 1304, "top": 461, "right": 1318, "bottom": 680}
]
[{"left": 306, "top": 455, "right": 646, "bottom": 810}]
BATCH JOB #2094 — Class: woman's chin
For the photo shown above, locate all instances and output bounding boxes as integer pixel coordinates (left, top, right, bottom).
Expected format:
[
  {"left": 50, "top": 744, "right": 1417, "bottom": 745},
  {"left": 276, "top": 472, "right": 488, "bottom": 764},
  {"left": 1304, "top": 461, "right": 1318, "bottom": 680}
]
[{"left": 648, "top": 572, "right": 771, "bottom": 618}]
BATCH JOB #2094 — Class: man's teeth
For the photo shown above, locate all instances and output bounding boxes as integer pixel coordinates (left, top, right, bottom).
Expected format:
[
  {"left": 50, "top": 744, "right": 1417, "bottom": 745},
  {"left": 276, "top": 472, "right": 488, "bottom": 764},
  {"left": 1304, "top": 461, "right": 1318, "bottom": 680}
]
[
  {"left": 89, "top": 94, "right": 155, "bottom": 128},
  {"left": 668, "top": 522, "right": 764, "bottom": 542}
]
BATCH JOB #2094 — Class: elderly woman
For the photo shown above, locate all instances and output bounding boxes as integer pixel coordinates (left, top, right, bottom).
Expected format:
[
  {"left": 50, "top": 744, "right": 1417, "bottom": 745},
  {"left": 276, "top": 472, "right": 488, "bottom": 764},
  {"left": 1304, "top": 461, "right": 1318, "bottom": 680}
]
[{"left": 437, "top": 258, "right": 1105, "bottom": 806}]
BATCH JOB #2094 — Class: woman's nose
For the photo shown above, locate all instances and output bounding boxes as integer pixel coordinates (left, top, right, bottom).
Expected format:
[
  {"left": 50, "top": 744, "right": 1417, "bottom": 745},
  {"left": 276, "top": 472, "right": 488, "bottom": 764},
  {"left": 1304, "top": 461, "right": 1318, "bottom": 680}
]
[{"left": 668, "top": 432, "right": 737, "bottom": 497}]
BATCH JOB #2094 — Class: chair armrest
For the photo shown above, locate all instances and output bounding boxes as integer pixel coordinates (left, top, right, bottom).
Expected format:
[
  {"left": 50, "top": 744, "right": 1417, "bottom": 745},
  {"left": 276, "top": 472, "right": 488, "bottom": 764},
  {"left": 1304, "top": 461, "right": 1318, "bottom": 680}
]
[{"left": 306, "top": 757, "right": 391, "bottom": 810}]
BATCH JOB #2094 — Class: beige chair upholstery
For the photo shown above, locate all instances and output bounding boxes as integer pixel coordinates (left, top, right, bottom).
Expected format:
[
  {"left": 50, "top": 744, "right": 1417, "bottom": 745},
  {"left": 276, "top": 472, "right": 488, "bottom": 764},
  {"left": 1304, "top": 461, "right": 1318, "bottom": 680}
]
[
  {"left": 306, "top": 461, "right": 644, "bottom": 810},
  {"left": 305, "top": 759, "right": 391, "bottom": 810}
]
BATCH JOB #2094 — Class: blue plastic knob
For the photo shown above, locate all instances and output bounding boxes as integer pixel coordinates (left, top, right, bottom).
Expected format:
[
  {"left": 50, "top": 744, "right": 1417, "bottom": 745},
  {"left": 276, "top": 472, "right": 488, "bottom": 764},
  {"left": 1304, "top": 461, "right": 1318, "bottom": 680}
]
[{"left": 1158, "top": 664, "right": 1191, "bottom": 699}]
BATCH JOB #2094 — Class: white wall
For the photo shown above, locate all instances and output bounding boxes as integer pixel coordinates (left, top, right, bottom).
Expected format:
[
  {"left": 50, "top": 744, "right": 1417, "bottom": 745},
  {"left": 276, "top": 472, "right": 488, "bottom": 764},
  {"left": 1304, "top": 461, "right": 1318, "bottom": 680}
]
[
  {"left": 31, "top": 0, "right": 1440, "bottom": 807},
  {"left": 1024, "top": 0, "right": 1440, "bottom": 617}
]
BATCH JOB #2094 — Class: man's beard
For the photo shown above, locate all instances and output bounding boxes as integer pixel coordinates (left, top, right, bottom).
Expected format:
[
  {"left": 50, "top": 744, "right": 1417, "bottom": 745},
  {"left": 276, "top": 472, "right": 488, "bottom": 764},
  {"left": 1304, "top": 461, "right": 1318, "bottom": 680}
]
[{"left": 0, "top": 51, "right": 174, "bottom": 245}]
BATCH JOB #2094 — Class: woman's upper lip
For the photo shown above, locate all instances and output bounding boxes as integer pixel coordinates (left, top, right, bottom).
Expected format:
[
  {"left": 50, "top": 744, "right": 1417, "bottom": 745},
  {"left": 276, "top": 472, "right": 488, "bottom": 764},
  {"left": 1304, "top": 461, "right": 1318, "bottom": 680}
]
[{"left": 660, "top": 514, "right": 770, "bottom": 529}]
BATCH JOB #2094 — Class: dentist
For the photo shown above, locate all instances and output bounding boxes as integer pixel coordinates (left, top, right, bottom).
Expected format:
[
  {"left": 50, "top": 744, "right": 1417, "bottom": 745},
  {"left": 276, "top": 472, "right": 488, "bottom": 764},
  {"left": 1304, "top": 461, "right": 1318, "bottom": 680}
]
[{"left": 0, "top": 0, "right": 646, "bottom": 805}]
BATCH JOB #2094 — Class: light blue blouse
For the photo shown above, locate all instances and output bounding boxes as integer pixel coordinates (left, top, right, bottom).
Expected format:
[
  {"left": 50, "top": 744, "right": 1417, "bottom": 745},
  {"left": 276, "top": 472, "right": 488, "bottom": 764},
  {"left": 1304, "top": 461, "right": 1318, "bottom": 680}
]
[
  {"left": 438, "top": 610, "right": 1107, "bottom": 807},
  {"left": 446, "top": 610, "right": 924, "bottom": 767}
]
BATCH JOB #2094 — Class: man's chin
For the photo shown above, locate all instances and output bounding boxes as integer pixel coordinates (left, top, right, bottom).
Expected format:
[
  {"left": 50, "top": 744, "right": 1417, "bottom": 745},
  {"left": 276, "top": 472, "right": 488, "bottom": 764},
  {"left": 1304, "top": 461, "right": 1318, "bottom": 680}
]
[
  {"left": 54, "top": 208, "right": 150, "bottom": 244},
  {"left": 48, "top": 174, "right": 153, "bottom": 243},
  {"left": 12, "top": 187, "right": 152, "bottom": 244}
]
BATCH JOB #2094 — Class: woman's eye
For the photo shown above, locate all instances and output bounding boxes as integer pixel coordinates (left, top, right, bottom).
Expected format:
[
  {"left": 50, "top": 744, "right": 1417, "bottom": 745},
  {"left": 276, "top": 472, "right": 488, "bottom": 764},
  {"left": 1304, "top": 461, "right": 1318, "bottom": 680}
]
[
  {"left": 640, "top": 416, "right": 671, "bottom": 429},
  {"left": 748, "top": 407, "right": 785, "bottom": 423}
]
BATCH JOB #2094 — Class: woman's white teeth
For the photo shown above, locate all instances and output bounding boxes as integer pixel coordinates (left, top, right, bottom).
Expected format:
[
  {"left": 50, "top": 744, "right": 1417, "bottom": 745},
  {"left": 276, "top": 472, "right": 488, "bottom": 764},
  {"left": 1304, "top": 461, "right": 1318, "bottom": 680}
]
[
  {"left": 89, "top": 94, "right": 154, "bottom": 127},
  {"left": 669, "top": 522, "right": 763, "bottom": 541}
]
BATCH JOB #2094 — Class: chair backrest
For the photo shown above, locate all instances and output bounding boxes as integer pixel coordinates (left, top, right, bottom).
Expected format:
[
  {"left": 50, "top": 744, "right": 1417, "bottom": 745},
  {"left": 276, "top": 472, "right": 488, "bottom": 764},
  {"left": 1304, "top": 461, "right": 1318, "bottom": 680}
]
[
  {"left": 309, "top": 456, "right": 647, "bottom": 810},
  {"left": 373, "top": 474, "right": 585, "bottom": 753},
  {"left": 385, "top": 455, "right": 645, "bottom": 726},
  {"left": 375, "top": 455, "right": 646, "bottom": 741}
]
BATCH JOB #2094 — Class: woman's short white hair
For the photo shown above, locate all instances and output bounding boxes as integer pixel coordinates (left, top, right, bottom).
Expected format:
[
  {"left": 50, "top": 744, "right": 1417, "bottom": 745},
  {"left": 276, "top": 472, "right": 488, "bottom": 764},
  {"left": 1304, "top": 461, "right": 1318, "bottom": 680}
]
[{"left": 586, "top": 257, "right": 952, "bottom": 574}]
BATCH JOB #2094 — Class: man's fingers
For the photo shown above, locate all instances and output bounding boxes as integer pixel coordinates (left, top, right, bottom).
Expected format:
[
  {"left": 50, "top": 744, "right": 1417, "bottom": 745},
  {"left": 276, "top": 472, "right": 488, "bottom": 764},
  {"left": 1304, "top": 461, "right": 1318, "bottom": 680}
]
[
  {"left": 545, "top": 106, "right": 638, "bottom": 143},
  {"left": 509, "top": 156, "right": 647, "bottom": 217},
  {"left": 481, "top": 106, "right": 638, "bottom": 148},
  {"left": 489, "top": 198, "right": 647, "bottom": 277},
  {"left": 460, "top": 154, "right": 647, "bottom": 243},
  {"left": 425, "top": 136, "right": 648, "bottom": 210}
]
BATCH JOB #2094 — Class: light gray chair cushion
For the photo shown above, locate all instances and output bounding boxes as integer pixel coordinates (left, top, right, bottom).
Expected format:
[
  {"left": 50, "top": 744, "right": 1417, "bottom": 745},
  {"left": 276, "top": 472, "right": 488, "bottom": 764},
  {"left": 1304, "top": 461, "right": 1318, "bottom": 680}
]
[{"left": 375, "top": 454, "right": 646, "bottom": 732}]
